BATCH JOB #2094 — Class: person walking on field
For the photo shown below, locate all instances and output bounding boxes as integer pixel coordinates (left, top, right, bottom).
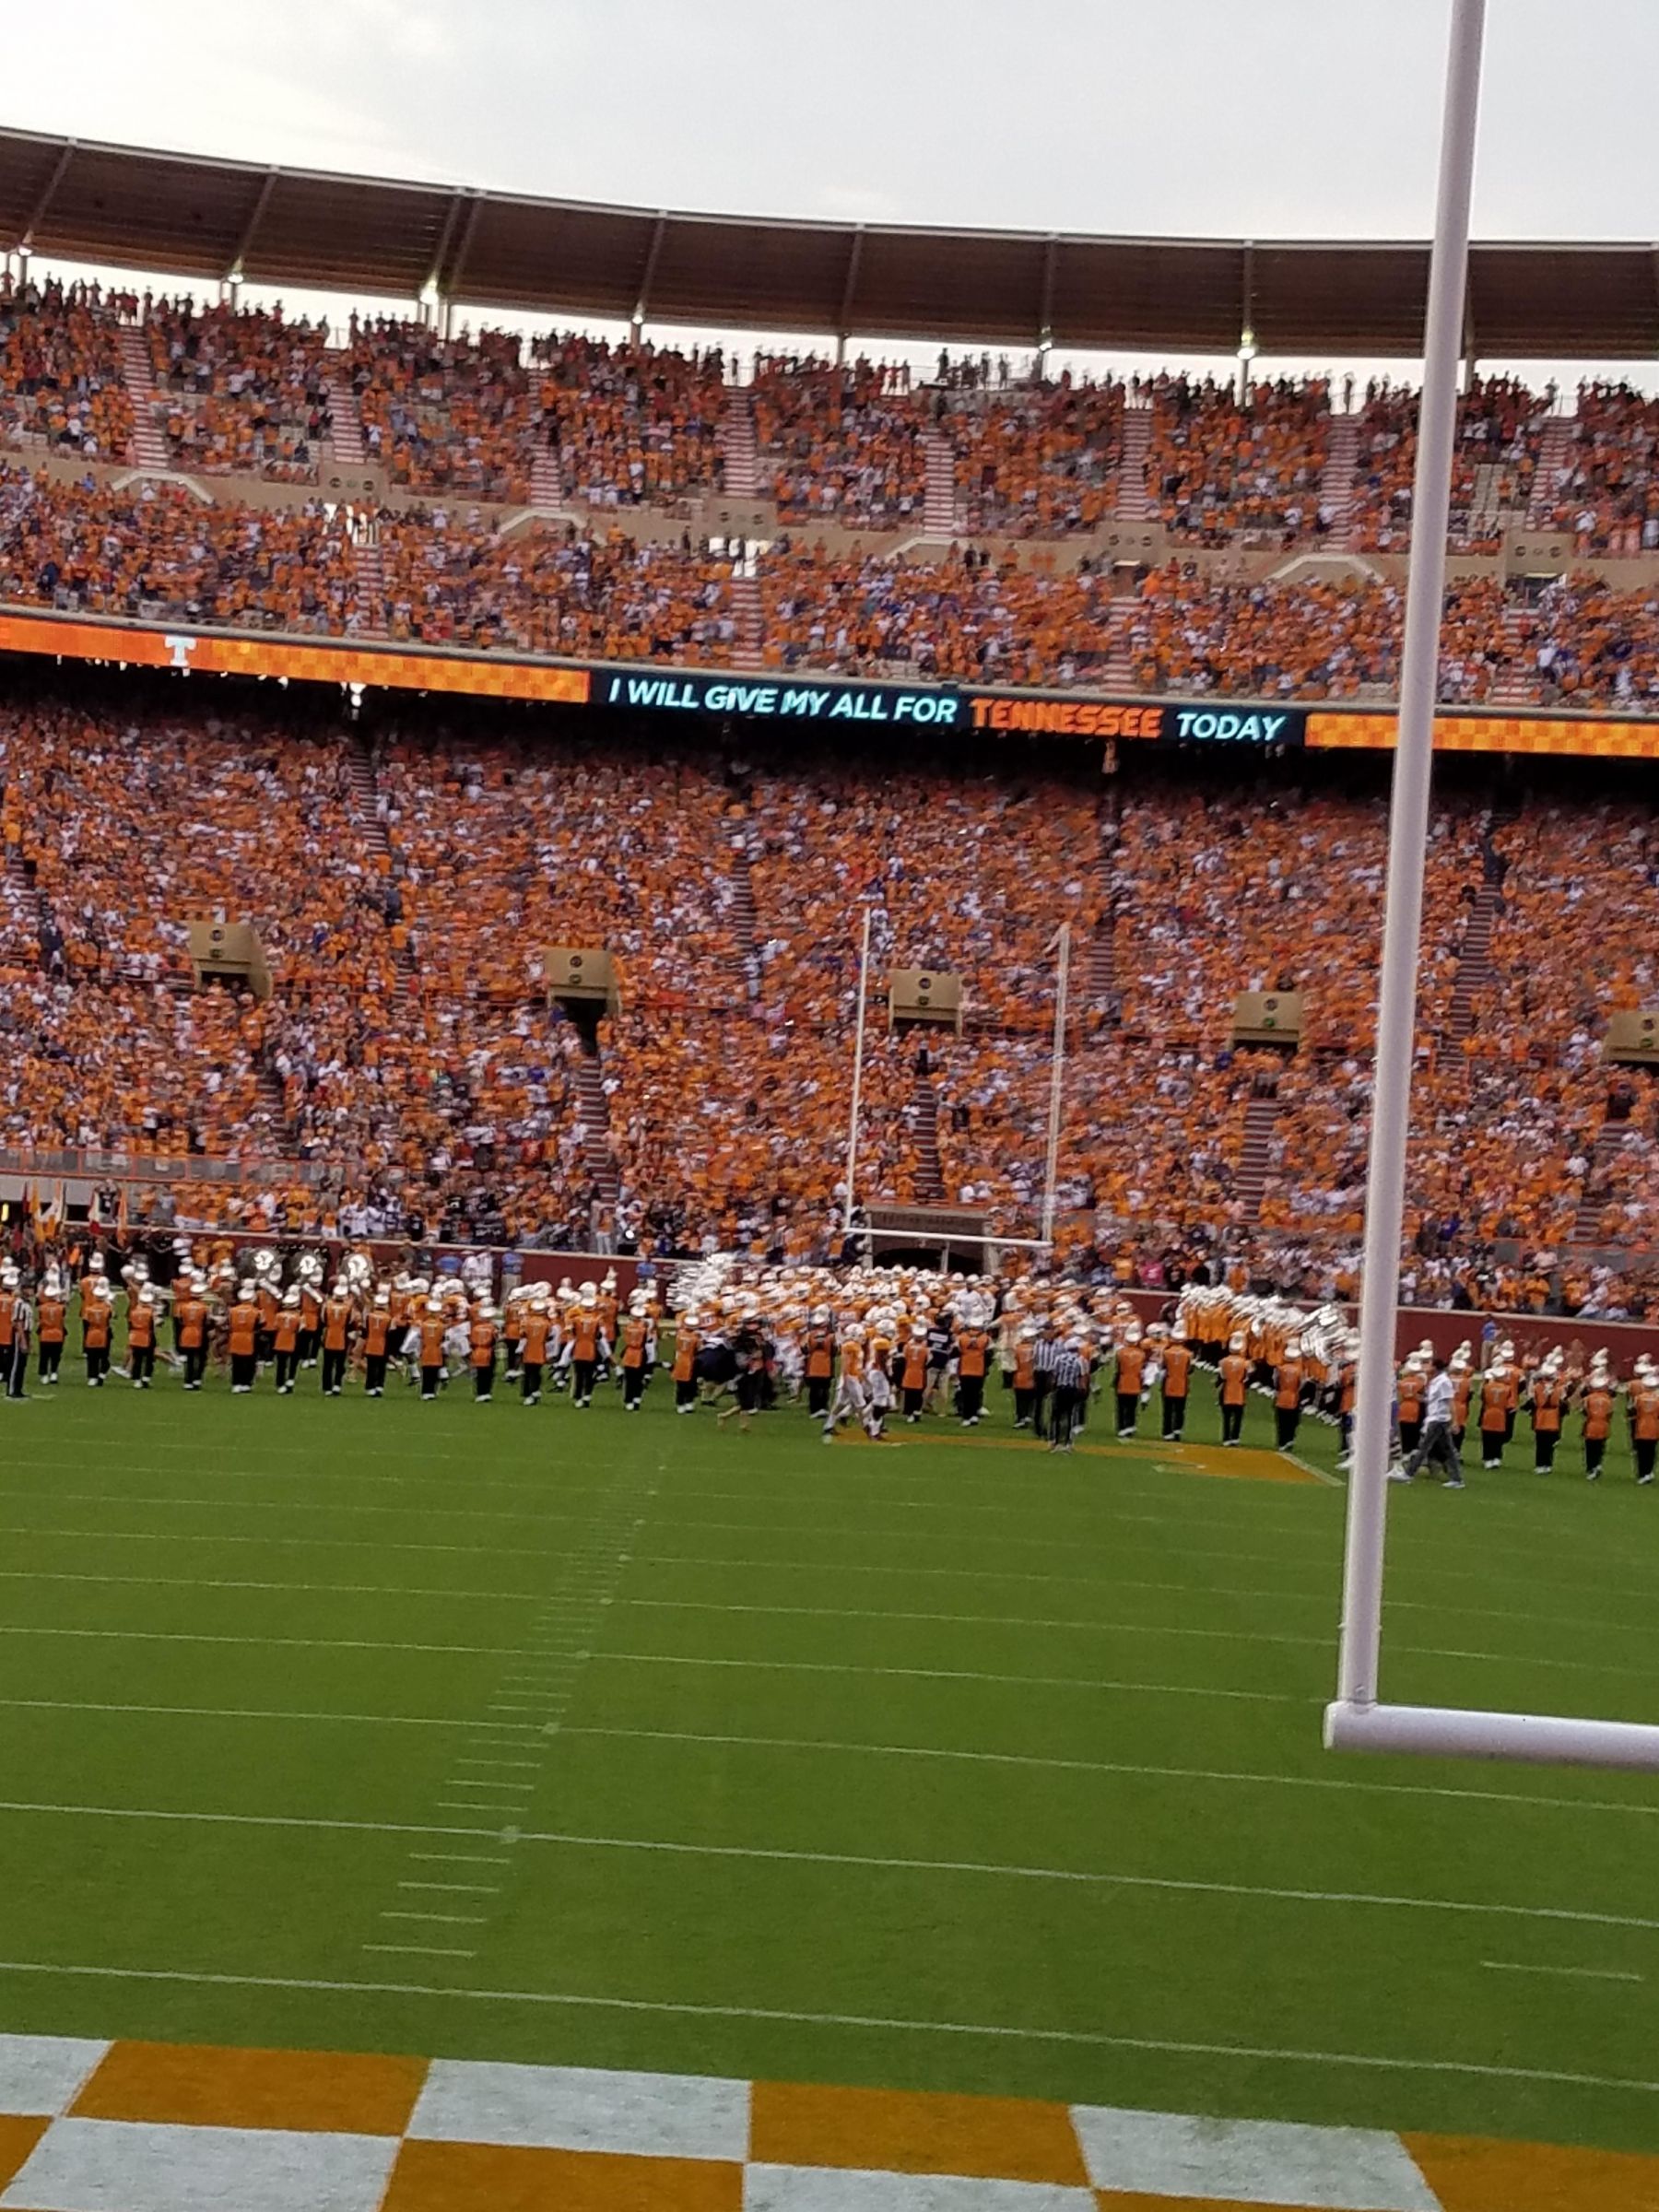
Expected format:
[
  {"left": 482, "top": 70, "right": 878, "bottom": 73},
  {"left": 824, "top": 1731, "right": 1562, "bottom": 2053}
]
[
  {"left": 1160, "top": 1335, "right": 1192, "bottom": 1441},
  {"left": 1395, "top": 1358, "right": 1462, "bottom": 1488}
]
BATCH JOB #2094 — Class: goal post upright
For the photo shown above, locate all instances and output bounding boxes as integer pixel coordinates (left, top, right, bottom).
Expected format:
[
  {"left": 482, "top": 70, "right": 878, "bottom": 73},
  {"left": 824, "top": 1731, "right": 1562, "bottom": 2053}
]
[{"left": 1328, "top": 0, "right": 1487, "bottom": 1729}]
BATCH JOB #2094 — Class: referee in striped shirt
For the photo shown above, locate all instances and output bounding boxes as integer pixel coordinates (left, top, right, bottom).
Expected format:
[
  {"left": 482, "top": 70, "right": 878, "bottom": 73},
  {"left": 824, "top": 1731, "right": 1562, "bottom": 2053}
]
[
  {"left": 1032, "top": 1330, "right": 1064, "bottom": 1438},
  {"left": 1048, "top": 1341, "right": 1088, "bottom": 1452}
]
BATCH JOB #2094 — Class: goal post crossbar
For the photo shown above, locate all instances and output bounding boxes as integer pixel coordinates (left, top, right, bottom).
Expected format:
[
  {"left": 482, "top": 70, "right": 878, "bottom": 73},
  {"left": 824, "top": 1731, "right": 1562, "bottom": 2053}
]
[{"left": 1325, "top": 1702, "right": 1659, "bottom": 1774}]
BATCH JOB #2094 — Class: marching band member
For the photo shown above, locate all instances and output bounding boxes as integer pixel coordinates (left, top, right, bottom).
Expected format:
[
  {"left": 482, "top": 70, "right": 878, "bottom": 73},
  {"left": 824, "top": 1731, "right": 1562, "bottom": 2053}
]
[
  {"left": 273, "top": 1288, "right": 302, "bottom": 1393},
  {"left": 36, "top": 1268, "right": 66, "bottom": 1388},
  {"left": 363, "top": 1289, "right": 394, "bottom": 1397},
  {"left": 1160, "top": 1330, "right": 1192, "bottom": 1441},
  {"left": 671, "top": 1310, "right": 700, "bottom": 1411},
  {"left": 126, "top": 1285, "right": 159, "bottom": 1389},
  {"left": 1529, "top": 1356, "right": 1564, "bottom": 1475},
  {"left": 227, "top": 1282, "right": 261, "bottom": 1394},
  {"left": 320, "top": 1281, "right": 354, "bottom": 1396},
  {"left": 955, "top": 1308, "right": 990, "bottom": 1426},
  {"left": 469, "top": 1300, "right": 500, "bottom": 1402},
  {"left": 520, "top": 1288, "right": 554, "bottom": 1405},
  {"left": 1582, "top": 1357, "right": 1615, "bottom": 1482},
  {"left": 1218, "top": 1333, "right": 1250, "bottom": 1446}
]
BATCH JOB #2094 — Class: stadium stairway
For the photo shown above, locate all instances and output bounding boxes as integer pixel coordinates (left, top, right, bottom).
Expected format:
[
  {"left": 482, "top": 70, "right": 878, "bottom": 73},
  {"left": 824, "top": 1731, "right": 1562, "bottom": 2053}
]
[
  {"left": 572, "top": 1048, "right": 621, "bottom": 1206},
  {"left": 1100, "top": 598, "right": 1136, "bottom": 689},
  {"left": 910, "top": 1072, "right": 946, "bottom": 1201},
  {"left": 1320, "top": 413, "right": 1359, "bottom": 547},
  {"left": 1114, "top": 401, "right": 1154, "bottom": 519},
  {"left": 1235, "top": 1087, "right": 1283, "bottom": 1220},
  {"left": 730, "top": 571, "right": 764, "bottom": 670},
  {"left": 1447, "top": 883, "right": 1500, "bottom": 1040},
  {"left": 922, "top": 429, "right": 959, "bottom": 537},
  {"left": 1571, "top": 1120, "right": 1630, "bottom": 1243},
  {"left": 720, "top": 389, "right": 760, "bottom": 498},
  {"left": 350, "top": 532, "right": 389, "bottom": 637},
  {"left": 1490, "top": 603, "right": 1535, "bottom": 707},
  {"left": 728, "top": 842, "right": 759, "bottom": 959},
  {"left": 1088, "top": 825, "right": 1121, "bottom": 1018},
  {"left": 117, "top": 327, "right": 172, "bottom": 473},
  {"left": 326, "top": 372, "right": 368, "bottom": 467},
  {"left": 529, "top": 440, "right": 564, "bottom": 511},
  {"left": 1526, "top": 408, "right": 1577, "bottom": 526}
]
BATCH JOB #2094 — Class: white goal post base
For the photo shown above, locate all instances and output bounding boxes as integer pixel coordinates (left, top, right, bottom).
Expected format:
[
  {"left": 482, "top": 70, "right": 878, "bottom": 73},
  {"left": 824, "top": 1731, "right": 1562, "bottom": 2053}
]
[{"left": 1324, "top": 1700, "right": 1659, "bottom": 1773}]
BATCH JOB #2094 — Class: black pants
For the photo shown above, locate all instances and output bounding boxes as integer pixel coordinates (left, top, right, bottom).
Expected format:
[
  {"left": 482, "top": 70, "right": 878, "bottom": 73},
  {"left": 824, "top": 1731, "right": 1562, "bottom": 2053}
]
[
  {"left": 5, "top": 1340, "right": 26, "bottom": 1397},
  {"left": 1637, "top": 1437, "right": 1656, "bottom": 1482},
  {"left": 1115, "top": 1391, "right": 1137, "bottom": 1434},
  {"left": 322, "top": 1347, "right": 347, "bottom": 1394},
  {"left": 1221, "top": 1401, "right": 1244, "bottom": 1442},
  {"left": 623, "top": 1363, "right": 646, "bottom": 1407},
  {"left": 1481, "top": 1428, "right": 1506, "bottom": 1466},
  {"left": 1398, "top": 1419, "right": 1421, "bottom": 1459},
  {"left": 1031, "top": 1376, "right": 1053, "bottom": 1438},
  {"left": 572, "top": 1359, "right": 596, "bottom": 1404},
  {"left": 298, "top": 1328, "right": 319, "bottom": 1367},
  {"left": 902, "top": 1387, "right": 924, "bottom": 1419},
  {"left": 1405, "top": 1418, "right": 1460, "bottom": 1480},
  {"left": 1162, "top": 1393, "right": 1187, "bottom": 1440},
  {"left": 474, "top": 1359, "right": 495, "bottom": 1399},
  {"left": 1013, "top": 1387, "right": 1034, "bottom": 1427},
  {"left": 807, "top": 1375, "right": 830, "bottom": 1416},
  {"left": 1534, "top": 1427, "right": 1559, "bottom": 1471},
  {"left": 957, "top": 1373, "right": 983, "bottom": 1422},
  {"left": 420, "top": 1365, "right": 442, "bottom": 1399},
  {"left": 1276, "top": 1405, "right": 1300, "bottom": 1450},
  {"left": 522, "top": 1362, "right": 544, "bottom": 1402},
  {"left": 230, "top": 1353, "right": 256, "bottom": 1390},
  {"left": 38, "top": 1340, "right": 62, "bottom": 1382},
  {"left": 130, "top": 1344, "right": 155, "bottom": 1385},
  {"left": 1050, "top": 1384, "right": 1081, "bottom": 1447},
  {"left": 183, "top": 1345, "right": 206, "bottom": 1388},
  {"left": 503, "top": 1339, "right": 523, "bottom": 1379},
  {"left": 86, "top": 1345, "right": 109, "bottom": 1383},
  {"left": 1585, "top": 1433, "right": 1606, "bottom": 1477},
  {"left": 275, "top": 1349, "right": 299, "bottom": 1391},
  {"left": 365, "top": 1354, "right": 388, "bottom": 1394}
]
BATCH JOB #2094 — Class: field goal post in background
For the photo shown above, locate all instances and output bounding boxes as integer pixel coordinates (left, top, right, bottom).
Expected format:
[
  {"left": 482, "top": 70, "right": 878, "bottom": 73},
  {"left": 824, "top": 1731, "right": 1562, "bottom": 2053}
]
[{"left": 1325, "top": 0, "right": 1659, "bottom": 1774}]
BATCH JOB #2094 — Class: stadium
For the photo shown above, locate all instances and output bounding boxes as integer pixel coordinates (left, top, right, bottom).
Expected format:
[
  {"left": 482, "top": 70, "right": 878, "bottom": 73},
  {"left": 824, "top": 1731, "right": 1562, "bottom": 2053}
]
[{"left": 3, "top": 9, "right": 1659, "bottom": 2206}]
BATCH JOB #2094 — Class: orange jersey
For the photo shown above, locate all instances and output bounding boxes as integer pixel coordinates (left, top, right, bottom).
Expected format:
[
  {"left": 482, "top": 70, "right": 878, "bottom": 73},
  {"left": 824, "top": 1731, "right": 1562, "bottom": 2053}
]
[
  {"left": 806, "top": 1328, "right": 835, "bottom": 1379},
  {"left": 274, "top": 1311, "right": 300, "bottom": 1354},
  {"left": 126, "top": 1304, "right": 155, "bottom": 1350},
  {"left": 1630, "top": 1384, "right": 1659, "bottom": 1443},
  {"left": 1115, "top": 1344, "right": 1146, "bottom": 1394},
  {"left": 522, "top": 1312, "right": 553, "bottom": 1363},
  {"left": 1396, "top": 1372, "right": 1424, "bottom": 1423},
  {"left": 228, "top": 1301, "right": 258, "bottom": 1359},
  {"left": 1013, "top": 1343, "right": 1036, "bottom": 1389},
  {"left": 957, "top": 1330, "right": 988, "bottom": 1380},
  {"left": 1219, "top": 1353, "right": 1249, "bottom": 1407},
  {"left": 620, "top": 1319, "right": 649, "bottom": 1371},
  {"left": 1531, "top": 1379, "right": 1562, "bottom": 1434},
  {"left": 37, "top": 1296, "right": 65, "bottom": 1345},
  {"left": 470, "top": 1318, "right": 498, "bottom": 1368},
  {"left": 571, "top": 1320, "right": 601, "bottom": 1361},
  {"left": 900, "top": 1347, "right": 928, "bottom": 1391},
  {"left": 418, "top": 1316, "right": 446, "bottom": 1364},
  {"left": 671, "top": 1328, "right": 699, "bottom": 1383},
  {"left": 323, "top": 1299, "right": 352, "bottom": 1353},
  {"left": 1275, "top": 1359, "right": 1303, "bottom": 1410},
  {"left": 1161, "top": 1343, "right": 1192, "bottom": 1396},
  {"left": 175, "top": 1297, "right": 206, "bottom": 1349},
  {"left": 364, "top": 1311, "right": 392, "bottom": 1357},
  {"left": 1582, "top": 1385, "right": 1614, "bottom": 1441},
  {"left": 1479, "top": 1374, "right": 1515, "bottom": 1430},
  {"left": 841, "top": 1340, "right": 865, "bottom": 1380}
]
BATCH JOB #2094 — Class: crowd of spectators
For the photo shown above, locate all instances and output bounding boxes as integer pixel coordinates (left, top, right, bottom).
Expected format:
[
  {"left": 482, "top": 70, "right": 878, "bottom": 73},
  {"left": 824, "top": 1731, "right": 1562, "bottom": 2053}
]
[
  {"left": 1351, "top": 375, "right": 1550, "bottom": 553},
  {"left": 753, "top": 359, "right": 928, "bottom": 527},
  {"left": 946, "top": 376, "right": 1124, "bottom": 536},
  {"left": 146, "top": 298, "right": 331, "bottom": 481},
  {"left": 1542, "top": 382, "right": 1659, "bottom": 558},
  {"left": 534, "top": 333, "right": 726, "bottom": 508},
  {"left": 0, "top": 276, "right": 133, "bottom": 463},
  {"left": 1147, "top": 376, "right": 1331, "bottom": 545},
  {"left": 3, "top": 687, "right": 1658, "bottom": 1302}
]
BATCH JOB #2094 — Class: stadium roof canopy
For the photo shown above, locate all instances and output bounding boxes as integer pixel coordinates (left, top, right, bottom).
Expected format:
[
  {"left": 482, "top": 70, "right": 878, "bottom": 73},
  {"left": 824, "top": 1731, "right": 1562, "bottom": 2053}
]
[{"left": 2, "top": 125, "right": 1657, "bottom": 357}]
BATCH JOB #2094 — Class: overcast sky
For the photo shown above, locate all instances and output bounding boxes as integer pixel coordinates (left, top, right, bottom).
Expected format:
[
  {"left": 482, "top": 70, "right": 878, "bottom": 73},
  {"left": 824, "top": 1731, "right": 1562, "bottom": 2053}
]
[{"left": 6, "top": 0, "right": 1654, "bottom": 377}]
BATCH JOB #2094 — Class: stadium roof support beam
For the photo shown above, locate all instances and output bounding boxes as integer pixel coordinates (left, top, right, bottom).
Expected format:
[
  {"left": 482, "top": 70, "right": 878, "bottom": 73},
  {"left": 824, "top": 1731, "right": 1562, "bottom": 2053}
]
[
  {"left": 1037, "top": 234, "right": 1058, "bottom": 360},
  {"left": 423, "top": 187, "right": 469, "bottom": 304},
  {"left": 632, "top": 212, "right": 668, "bottom": 339},
  {"left": 18, "top": 137, "right": 76, "bottom": 249},
  {"left": 439, "top": 190, "right": 486, "bottom": 316},
  {"left": 834, "top": 226, "right": 865, "bottom": 362},
  {"left": 226, "top": 167, "right": 279, "bottom": 284}
]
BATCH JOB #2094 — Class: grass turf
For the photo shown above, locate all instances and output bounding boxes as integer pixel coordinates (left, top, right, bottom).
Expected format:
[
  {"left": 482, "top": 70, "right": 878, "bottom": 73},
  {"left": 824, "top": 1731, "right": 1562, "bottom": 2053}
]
[{"left": 0, "top": 1351, "right": 1656, "bottom": 2154}]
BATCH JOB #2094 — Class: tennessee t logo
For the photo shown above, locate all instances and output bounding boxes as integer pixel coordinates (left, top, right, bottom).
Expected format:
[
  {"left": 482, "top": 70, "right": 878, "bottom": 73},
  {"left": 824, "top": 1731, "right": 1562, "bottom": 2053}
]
[{"left": 163, "top": 633, "right": 198, "bottom": 670}]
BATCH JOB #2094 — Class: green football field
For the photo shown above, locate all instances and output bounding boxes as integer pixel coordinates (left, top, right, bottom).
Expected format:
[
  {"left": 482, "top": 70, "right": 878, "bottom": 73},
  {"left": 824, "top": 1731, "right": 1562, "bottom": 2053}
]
[{"left": 1, "top": 1349, "right": 1656, "bottom": 2156}]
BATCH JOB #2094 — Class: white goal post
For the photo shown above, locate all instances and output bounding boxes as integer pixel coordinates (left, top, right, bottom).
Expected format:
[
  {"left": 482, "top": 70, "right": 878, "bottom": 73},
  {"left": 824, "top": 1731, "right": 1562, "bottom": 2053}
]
[{"left": 1324, "top": 0, "right": 1659, "bottom": 1776}]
